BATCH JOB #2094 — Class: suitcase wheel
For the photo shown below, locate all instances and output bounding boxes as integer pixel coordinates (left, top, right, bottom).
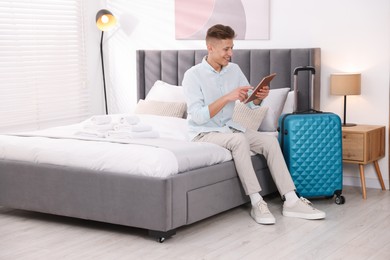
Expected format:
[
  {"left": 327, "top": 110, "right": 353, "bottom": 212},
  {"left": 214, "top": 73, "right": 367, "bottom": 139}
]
[{"left": 335, "top": 195, "right": 345, "bottom": 205}]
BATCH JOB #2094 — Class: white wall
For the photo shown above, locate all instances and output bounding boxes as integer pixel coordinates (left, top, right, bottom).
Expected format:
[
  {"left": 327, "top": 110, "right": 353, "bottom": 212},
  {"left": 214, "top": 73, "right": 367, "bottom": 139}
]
[{"left": 88, "top": 0, "right": 390, "bottom": 189}]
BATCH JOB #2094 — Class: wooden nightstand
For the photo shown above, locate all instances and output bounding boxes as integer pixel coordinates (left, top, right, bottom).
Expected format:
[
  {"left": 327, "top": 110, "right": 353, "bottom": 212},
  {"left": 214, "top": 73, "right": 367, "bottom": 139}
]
[{"left": 342, "top": 125, "right": 386, "bottom": 199}]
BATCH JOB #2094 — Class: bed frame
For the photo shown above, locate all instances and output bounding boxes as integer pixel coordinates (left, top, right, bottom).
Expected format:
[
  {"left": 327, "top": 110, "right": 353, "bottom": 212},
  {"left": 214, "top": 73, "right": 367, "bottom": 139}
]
[{"left": 0, "top": 48, "right": 320, "bottom": 242}]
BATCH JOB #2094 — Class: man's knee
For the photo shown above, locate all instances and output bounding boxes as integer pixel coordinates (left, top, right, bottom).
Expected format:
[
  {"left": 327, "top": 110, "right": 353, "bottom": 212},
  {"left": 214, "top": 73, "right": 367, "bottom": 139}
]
[
  {"left": 261, "top": 135, "right": 281, "bottom": 152},
  {"left": 227, "top": 133, "right": 249, "bottom": 149}
]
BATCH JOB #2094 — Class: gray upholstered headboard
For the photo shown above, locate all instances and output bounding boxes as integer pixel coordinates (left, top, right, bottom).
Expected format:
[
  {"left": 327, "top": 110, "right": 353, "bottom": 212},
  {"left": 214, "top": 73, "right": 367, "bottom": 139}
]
[{"left": 136, "top": 48, "right": 321, "bottom": 111}]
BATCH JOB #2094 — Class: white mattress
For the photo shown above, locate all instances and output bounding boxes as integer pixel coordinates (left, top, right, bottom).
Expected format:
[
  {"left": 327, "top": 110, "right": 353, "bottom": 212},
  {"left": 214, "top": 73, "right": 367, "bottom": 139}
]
[{"left": 0, "top": 114, "right": 233, "bottom": 178}]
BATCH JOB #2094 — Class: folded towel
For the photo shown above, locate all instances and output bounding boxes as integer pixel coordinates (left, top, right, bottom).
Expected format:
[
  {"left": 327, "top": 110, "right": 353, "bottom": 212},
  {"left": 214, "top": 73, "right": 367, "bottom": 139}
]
[
  {"left": 74, "top": 130, "right": 106, "bottom": 138},
  {"left": 113, "top": 123, "right": 153, "bottom": 132},
  {"left": 106, "top": 130, "right": 159, "bottom": 139},
  {"left": 119, "top": 115, "right": 140, "bottom": 125},
  {"left": 90, "top": 115, "right": 112, "bottom": 125},
  {"left": 84, "top": 123, "right": 114, "bottom": 132}
]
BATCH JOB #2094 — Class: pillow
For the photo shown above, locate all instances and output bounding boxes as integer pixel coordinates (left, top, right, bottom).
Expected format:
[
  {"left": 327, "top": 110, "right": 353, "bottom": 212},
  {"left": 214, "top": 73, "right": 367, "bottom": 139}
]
[
  {"left": 232, "top": 101, "right": 269, "bottom": 131},
  {"left": 134, "top": 99, "right": 187, "bottom": 118},
  {"left": 281, "top": 91, "right": 295, "bottom": 115},
  {"left": 259, "top": 88, "right": 290, "bottom": 132},
  {"left": 145, "top": 80, "right": 186, "bottom": 103}
]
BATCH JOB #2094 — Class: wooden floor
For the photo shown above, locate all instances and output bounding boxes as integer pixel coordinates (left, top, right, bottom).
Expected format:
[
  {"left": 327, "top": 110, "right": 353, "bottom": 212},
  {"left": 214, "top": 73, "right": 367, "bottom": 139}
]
[{"left": 0, "top": 186, "right": 389, "bottom": 260}]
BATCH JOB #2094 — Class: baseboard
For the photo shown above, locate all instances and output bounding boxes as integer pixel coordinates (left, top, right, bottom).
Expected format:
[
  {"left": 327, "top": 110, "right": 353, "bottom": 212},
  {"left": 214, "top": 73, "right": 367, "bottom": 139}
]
[{"left": 343, "top": 176, "right": 388, "bottom": 190}]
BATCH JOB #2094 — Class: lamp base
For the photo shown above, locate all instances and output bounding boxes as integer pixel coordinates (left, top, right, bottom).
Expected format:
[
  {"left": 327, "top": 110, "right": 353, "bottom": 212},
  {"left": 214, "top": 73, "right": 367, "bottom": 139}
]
[{"left": 342, "top": 123, "right": 357, "bottom": 127}]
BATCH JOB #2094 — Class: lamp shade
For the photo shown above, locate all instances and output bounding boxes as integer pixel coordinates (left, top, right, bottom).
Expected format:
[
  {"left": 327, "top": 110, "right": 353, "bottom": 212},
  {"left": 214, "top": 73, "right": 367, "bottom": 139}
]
[
  {"left": 330, "top": 73, "right": 361, "bottom": 96},
  {"left": 96, "top": 9, "right": 116, "bottom": 31}
]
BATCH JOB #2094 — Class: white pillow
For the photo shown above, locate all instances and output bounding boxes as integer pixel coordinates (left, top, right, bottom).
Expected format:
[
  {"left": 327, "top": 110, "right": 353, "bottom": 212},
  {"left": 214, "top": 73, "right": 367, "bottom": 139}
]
[
  {"left": 134, "top": 99, "right": 187, "bottom": 118},
  {"left": 232, "top": 101, "right": 269, "bottom": 131},
  {"left": 281, "top": 91, "right": 295, "bottom": 115},
  {"left": 259, "top": 88, "right": 290, "bottom": 132},
  {"left": 145, "top": 80, "right": 186, "bottom": 103}
]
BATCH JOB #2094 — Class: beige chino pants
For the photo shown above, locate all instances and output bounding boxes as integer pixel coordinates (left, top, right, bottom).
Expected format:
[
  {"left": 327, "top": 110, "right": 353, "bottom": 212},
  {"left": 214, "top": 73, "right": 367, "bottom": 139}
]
[{"left": 193, "top": 128, "right": 296, "bottom": 196}]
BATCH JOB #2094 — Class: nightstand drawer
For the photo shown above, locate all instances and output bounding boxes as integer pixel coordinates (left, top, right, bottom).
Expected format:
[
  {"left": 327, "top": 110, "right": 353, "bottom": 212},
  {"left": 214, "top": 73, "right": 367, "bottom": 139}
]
[{"left": 342, "top": 133, "right": 364, "bottom": 161}]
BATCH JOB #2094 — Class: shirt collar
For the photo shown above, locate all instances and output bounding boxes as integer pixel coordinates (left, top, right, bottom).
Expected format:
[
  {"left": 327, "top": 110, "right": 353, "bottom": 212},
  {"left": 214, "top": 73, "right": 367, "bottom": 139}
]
[{"left": 202, "top": 56, "right": 230, "bottom": 74}]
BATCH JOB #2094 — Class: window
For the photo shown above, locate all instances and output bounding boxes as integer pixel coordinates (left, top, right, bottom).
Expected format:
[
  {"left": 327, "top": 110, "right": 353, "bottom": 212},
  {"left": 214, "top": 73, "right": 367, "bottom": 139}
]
[{"left": 0, "top": 0, "right": 89, "bottom": 132}]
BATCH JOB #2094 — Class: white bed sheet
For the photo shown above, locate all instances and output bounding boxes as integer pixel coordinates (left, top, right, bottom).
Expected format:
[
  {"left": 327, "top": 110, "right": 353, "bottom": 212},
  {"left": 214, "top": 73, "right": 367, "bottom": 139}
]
[{"left": 0, "top": 114, "right": 233, "bottom": 178}]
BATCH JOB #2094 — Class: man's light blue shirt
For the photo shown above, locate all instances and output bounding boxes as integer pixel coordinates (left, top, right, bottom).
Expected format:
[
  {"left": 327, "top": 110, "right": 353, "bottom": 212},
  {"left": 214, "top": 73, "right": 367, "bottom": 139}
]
[{"left": 182, "top": 57, "right": 258, "bottom": 140}]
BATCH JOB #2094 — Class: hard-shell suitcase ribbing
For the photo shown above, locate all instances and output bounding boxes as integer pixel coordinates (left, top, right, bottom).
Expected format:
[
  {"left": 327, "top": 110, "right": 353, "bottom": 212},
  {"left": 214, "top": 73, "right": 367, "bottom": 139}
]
[{"left": 278, "top": 66, "right": 345, "bottom": 204}]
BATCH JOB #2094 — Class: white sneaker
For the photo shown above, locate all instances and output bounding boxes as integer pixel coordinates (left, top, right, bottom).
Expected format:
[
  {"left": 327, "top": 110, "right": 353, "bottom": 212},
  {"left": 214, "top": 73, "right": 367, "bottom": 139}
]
[
  {"left": 282, "top": 197, "right": 326, "bottom": 220},
  {"left": 251, "top": 200, "right": 276, "bottom": 225}
]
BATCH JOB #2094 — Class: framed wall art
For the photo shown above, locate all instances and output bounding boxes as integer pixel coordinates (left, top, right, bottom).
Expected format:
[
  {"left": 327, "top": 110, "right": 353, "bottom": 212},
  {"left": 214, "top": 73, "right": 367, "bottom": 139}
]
[{"left": 175, "top": 0, "right": 270, "bottom": 40}]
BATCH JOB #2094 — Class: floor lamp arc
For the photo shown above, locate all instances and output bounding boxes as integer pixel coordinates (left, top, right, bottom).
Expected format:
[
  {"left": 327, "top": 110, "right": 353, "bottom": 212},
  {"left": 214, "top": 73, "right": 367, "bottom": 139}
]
[{"left": 96, "top": 9, "right": 116, "bottom": 114}]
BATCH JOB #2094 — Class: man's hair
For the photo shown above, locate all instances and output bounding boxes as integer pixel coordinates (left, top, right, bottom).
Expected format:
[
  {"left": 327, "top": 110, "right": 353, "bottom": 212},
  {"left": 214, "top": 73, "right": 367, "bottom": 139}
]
[{"left": 206, "top": 24, "right": 236, "bottom": 42}]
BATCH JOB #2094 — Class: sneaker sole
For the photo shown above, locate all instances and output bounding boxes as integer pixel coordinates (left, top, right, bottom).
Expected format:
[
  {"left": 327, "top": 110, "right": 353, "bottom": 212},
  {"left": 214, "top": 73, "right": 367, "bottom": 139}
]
[
  {"left": 250, "top": 210, "right": 276, "bottom": 225},
  {"left": 282, "top": 211, "right": 326, "bottom": 220}
]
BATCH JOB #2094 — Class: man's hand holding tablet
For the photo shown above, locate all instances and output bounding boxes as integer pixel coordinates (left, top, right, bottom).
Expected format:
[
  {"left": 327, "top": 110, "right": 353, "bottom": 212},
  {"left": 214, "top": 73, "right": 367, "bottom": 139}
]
[{"left": 244, "top": 73, "right": 276, "bottom": 104}]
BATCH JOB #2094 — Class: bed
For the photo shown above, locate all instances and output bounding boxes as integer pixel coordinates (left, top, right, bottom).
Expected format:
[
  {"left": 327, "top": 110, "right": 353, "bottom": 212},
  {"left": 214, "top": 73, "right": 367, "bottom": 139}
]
[{"left": 0, "top": 48, "right": 321, "bottom": 242}]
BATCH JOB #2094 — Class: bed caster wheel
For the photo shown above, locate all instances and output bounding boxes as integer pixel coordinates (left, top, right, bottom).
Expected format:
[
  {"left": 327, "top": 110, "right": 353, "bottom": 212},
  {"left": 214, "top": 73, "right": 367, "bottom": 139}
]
[
  {"left": 335, "top": 195, "right": 345, "bottom": 205},
  {"left": 149, "top": 229, "right": 175, "bottom": 243}
]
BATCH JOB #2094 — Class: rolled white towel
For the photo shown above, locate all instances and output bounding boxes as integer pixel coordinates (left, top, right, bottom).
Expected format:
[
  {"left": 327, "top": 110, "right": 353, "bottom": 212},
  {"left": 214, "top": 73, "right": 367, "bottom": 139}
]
[
  {"left": 119, "top": 115, "right": 140, "bottom": 125},
  {"left": 132, "top": 124, "right": 153, "bottom": 132},
  {"left": 106, "top": 130, "right": 159, "bottom": 139},
  {"left": 113, "top": 123, "right": 153, "bottom": 132},
  {"left": 90, "top": 115, "right": 112, "bottom": 125}
]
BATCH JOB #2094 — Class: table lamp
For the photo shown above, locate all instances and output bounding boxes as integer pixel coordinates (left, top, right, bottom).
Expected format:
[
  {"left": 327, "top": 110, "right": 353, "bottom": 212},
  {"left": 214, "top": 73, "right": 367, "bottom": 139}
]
[
  {"left": 96, "top": 9, "right": 116, "bottom": 114},
  {"left": 330, "top": 73, "right": 361, "bottom": 127}
]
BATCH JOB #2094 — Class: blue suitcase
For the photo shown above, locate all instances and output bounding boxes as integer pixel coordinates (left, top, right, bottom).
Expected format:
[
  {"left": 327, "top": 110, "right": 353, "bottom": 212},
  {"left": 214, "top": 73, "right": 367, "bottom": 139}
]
[{"left": 278, "top": 66, "right": 345, "bottom": 204}]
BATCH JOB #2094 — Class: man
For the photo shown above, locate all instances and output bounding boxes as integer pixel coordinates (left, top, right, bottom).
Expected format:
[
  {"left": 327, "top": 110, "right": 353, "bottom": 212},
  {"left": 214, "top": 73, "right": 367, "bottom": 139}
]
[{"left": 182, "top": 24, "right": 325, "bottom": 225}]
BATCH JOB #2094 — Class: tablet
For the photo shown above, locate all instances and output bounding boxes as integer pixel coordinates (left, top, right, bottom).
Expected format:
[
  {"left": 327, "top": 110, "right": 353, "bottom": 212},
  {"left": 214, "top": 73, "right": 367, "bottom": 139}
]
[{"left": 244, "top": 73, "right": 276, "bottom": 104}]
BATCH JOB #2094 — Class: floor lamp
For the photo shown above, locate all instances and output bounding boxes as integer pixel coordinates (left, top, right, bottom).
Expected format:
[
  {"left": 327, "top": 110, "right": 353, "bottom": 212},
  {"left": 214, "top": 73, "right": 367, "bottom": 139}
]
[
  {"left": 330, "top": 73, "right": 361, "bottom": 127},
  {"left": 96, "top": 9, "right": 116, "bottom": 114}
]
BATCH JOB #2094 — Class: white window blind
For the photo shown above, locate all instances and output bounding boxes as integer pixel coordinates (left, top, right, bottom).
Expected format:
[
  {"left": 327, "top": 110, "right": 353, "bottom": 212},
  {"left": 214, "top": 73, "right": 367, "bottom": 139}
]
[{"left": 0, "top": 0, "right": 89, "bottom": 132}]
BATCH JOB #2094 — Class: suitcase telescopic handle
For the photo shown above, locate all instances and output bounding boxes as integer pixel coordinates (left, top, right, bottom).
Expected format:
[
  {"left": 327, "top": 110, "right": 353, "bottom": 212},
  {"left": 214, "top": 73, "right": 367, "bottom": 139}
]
[
  {"left": 293, "top": 66, "right": 316, "bottom": 112},
  {"left": 293, "top": 66, "right": 315, "bottom": 75}
]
